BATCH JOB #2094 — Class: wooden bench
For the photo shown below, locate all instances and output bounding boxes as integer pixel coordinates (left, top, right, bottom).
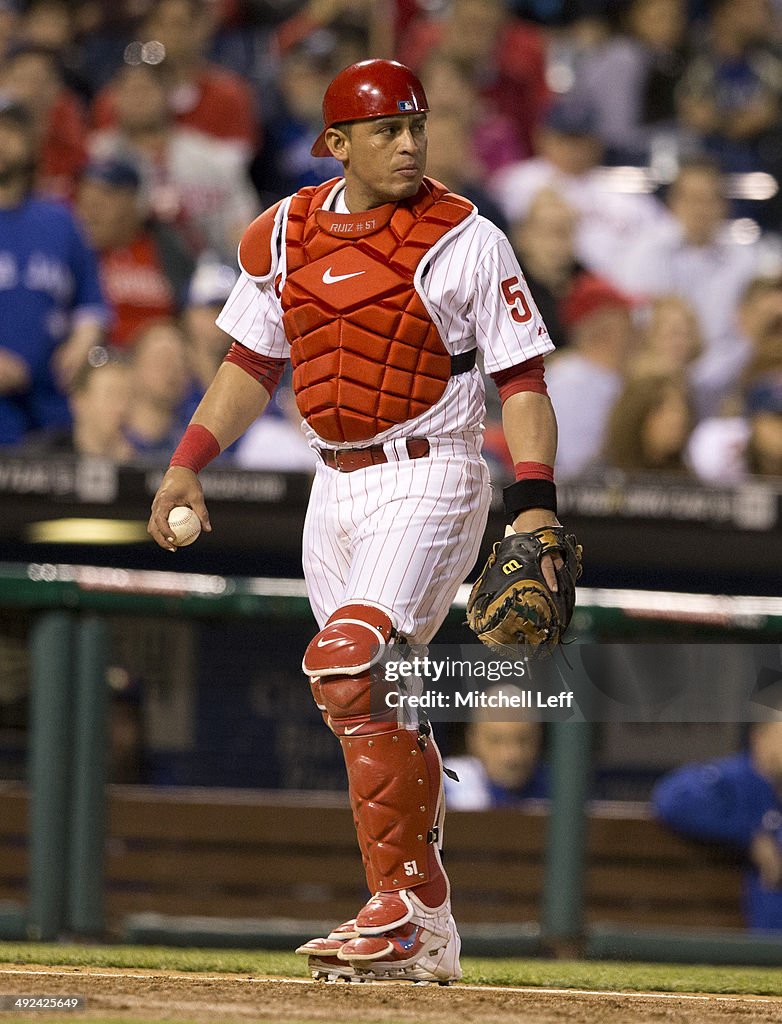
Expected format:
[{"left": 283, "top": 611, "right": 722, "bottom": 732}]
[
  {"left": 0, "top": 785, "right": 744, "bottom": 932},
  {"left": 0, "top": 783, "right": 27, "bottom": 910}
]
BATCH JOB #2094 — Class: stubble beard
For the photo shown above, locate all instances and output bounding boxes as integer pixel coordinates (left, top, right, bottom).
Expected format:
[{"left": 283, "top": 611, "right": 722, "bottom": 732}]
[{"left": 0, "top": 158, "right": 34, "bottom": 188}]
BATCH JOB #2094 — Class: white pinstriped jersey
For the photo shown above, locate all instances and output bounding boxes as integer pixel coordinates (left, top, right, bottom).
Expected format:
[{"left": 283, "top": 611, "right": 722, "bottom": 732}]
[{"left": 216, "top": 180, "right": 554, "bottom": 451}]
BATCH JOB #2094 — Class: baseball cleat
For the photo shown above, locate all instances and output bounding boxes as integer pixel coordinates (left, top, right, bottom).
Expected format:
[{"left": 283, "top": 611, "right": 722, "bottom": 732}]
[
  {"left": 297, "top": 919, "right": 360, "bottom": 981},
  {"left": 295, "top": 918, "right": 358, "bottom": 957},
  {"left": 308, "top": 954, "right": 358, "bottom": 982},
  {"left": 338, "top": 889, "right": 462, "bottom": 984}
]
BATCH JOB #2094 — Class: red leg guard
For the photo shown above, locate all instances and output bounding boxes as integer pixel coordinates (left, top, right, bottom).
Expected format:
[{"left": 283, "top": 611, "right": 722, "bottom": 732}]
[
  {"left": 341, "top": 727, "right": 434, "bottom": 893},
  {"left": 303, "top": 604, "right": 449, "bottom": 905}
]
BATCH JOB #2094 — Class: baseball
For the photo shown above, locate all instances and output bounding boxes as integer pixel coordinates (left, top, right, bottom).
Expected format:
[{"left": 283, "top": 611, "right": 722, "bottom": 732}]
[{"left": 167, "top": 506, "right": 202, "bottom": 547}]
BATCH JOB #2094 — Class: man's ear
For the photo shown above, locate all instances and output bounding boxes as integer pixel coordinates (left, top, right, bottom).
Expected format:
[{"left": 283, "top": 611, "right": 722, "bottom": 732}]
[{"left": 324, "top": 127, "right": 349, "bottom": 162}]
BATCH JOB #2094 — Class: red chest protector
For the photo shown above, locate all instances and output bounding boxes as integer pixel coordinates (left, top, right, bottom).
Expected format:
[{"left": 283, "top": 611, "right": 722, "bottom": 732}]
[{"left": 280, "top": 177, "right": 474, "bottom": 444}]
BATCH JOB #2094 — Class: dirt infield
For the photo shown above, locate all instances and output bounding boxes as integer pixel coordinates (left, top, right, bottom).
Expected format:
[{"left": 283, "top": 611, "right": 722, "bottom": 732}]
[{"left": 1, "top": 966, "right": 781, "bottom": 1024}]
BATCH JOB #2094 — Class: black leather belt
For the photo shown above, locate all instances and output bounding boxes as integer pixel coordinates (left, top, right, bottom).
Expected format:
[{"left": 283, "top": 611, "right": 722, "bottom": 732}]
[{"left": 451, "top": 348, "right": 477, "bottom": 375}]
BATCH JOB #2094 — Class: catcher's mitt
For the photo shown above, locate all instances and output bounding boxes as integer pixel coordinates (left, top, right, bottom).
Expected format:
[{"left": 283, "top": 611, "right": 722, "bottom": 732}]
[{"left": 466, "top": 526, "right": 582, "bottom": 652}]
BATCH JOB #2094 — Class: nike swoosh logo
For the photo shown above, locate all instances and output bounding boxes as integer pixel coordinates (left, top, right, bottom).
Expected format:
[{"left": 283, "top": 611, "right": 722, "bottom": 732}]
[
  {"left": 396, "top": 928, "right": 419, "bottom": 952},
  {"left": 316, "top": 636, "right": 342, "bottom": 648},
  {"left": 322, "top": 267, "right": 366, "bottom": 285},
  {"left": 343, "top": 724, "right": 363, "bottom": 735}
]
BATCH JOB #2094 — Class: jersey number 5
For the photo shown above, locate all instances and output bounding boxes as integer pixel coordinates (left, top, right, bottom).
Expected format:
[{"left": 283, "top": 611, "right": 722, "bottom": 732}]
[{"left": 501, "top": 276, "right": 533, "bottom": 324}]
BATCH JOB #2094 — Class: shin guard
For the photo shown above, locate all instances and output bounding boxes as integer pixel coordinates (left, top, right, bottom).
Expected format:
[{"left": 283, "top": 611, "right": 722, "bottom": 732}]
[{"left": 303, "top": 604, "right": 448, "bottom": 903}]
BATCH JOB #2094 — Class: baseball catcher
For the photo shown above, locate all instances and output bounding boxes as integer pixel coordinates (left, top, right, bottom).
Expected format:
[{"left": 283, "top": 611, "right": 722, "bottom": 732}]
[
  {"left": 150, "top": 57, "right": 575, "bottom": 986},
  {"left": 467, "top": 525, "right": 582, "bottom": 652}
]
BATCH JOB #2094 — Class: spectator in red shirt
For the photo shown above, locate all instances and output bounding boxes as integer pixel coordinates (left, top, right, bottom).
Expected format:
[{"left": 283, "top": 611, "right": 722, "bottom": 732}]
[
  {"left": 398, "top": 0, "right": 549, "bottom": 158},
  {"left": 91, "top": 0, "right": 258, "bottom": 152},
  {"left": 75, "top": 157, "right": 195, "bottom": 349},
  {"left": 0, "top": 44, "right": 87, "bottom": 199}
]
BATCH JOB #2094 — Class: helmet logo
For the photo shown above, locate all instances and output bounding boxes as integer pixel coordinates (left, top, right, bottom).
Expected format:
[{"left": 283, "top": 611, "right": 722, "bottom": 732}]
[{"left": 398, "top": 99, "right": 417, "bottom": 112}]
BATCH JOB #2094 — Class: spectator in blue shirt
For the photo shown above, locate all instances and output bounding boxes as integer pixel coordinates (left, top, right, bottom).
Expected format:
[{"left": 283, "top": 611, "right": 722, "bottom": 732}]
[
  {"left": 250, "top": 38, "right": 343, "bottom": 206},
  {"left": 653, "top": 722, "right": 782, "bottom": 930},
  {"left": 0, "top": 95, "right": 107, "bottom": 445}
]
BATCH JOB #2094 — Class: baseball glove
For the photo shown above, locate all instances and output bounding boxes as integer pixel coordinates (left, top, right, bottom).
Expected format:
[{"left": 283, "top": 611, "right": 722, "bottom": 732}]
[{"left": 466, "top": 527, "right": 582, "bottom": 653}]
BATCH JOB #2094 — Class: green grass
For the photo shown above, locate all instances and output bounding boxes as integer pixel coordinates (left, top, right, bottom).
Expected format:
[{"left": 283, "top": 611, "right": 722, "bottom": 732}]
[
  {"left": 0, "top": 943, "right": 304, "bottom": 977},
  {"left": 465, "top": 957, "right": 782, "bottom": 994},
  {"left": 0, "top": 943, "right": 781, "bottom": 997}
]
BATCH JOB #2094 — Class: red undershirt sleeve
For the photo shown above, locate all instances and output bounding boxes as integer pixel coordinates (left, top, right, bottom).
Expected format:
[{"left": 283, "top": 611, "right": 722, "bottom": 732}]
[
  {"left": 223, "top": 342, "right": 287, "bottom": 398},
  {"left": 490, "top": 355, "right": 548, "bottom": 403}
]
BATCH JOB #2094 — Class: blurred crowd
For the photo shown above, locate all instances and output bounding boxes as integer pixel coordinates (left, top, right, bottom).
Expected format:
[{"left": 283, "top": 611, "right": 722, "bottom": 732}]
[{"left": 0, "top": 0, "right": 782, "bottom": 482}]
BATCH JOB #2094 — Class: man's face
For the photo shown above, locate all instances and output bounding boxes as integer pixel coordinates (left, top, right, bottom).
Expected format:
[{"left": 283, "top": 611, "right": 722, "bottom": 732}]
[
  {"left": 422, "top": 113, "right": 469, "bottom": 188},
  {"left": 281, "top": 54, "right": 331, "bottom": 123},
  {"left": 0, "top": 119, "right": 34, "bottom": 185},
  {"left": 750, "top": 413, "right": 782, "bottom": 476},
  {"left": 445, "top": 0, "right": 504, "bottom": 60},
  {"left": 721, "top": 0, "right": 771, "bottom": 43},
  {"left": 540, "top": 130, "right": 602, "bottom": 177},
  {"left": 739, "top": 285, "right": 782, "bottom": 342},
  {"left": 143, "top": 0, "right": 210, "bottom": 63},
  {"left": 328, "top": 113, "right": 428, "bottom": 210},
  {"left": 72, "top": 364, "right": 132, "bottom": 440},
  {"left": 466, "top": 720, "right": 542, "bottom": 791},
  {"left": 751, "top": 723, "right": 782, "bottom": 792},
  {"left": 630, "top": 0, "right": 685, "bottom": 50},
  {"left": 0, "top": 52, "right": 59, "bottom": 118},
  {"left": 513, "top": 192, "right": 577, "bottom": 273},
  {"left": 114, "top": 66, "right": 168, "bottom": 132},
  {"left": 76, "top": 178, "right": 139, "bottom": 250},
  {"left": 132, "top": 325, "right": 189, "bottom": 408},
  {"left": 576, "top": 306, "right": 634, "bottom": 355},
  {"left": 185, "top": 305, "right": 232, "bottom": 359},
  {"left": 669, "top": 169, "right": 726, "bottom": 246}
]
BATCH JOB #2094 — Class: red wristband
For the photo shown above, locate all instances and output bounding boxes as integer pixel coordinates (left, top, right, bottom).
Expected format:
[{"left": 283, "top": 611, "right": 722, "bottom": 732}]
[
  {"left": 514, "top": 461, "right": 554, "bottom": 481},
  {"left": 170, "top": 424, "right": 221, "bottom": 474}
]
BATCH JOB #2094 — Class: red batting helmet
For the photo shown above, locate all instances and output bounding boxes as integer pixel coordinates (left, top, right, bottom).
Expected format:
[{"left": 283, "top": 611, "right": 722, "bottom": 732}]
[{"left": 311, "top": 59, "right": 429, "bottom": 158}]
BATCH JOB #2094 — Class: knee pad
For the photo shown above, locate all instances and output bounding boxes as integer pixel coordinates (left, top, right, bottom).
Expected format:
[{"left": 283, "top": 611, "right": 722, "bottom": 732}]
[{"left": 303, "top": 603, "right": 396, "bottom": 733}]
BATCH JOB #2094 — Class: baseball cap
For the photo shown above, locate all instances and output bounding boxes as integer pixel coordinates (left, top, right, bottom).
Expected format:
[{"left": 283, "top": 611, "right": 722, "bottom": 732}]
[
  {"left": 561, "top": 274, "right": 634, "bottom": 329},
  {"left": 544, "top": 100, "right": 598, "bottom": 137},
  {"left": 187, "top": 261, "right": 238, "bottom": 307},
  {"left": 82, "top": 157, "right": 141, "bottom": 190}
]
